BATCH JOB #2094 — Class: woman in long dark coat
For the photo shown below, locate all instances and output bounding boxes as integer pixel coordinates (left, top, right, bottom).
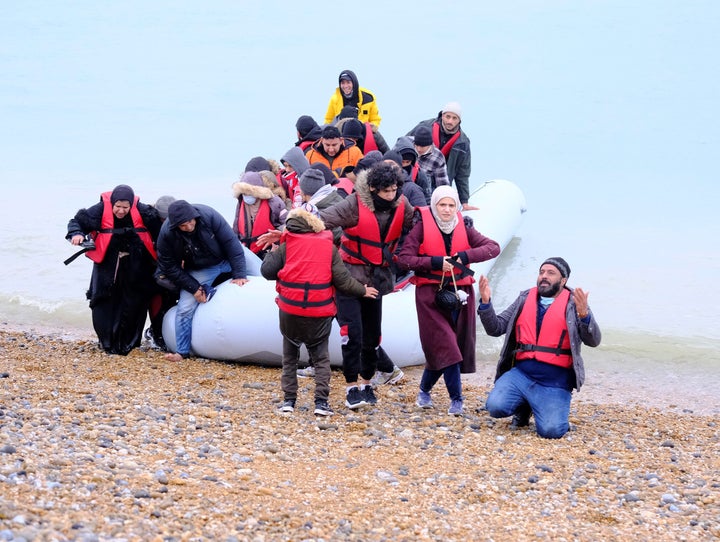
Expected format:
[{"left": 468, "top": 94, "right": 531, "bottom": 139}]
[
  {"left": 66, "top": 185, "right": 161, "bottom": 355},
  {"left": 396, "top": 186, "right": 500, "bottom": 415}
]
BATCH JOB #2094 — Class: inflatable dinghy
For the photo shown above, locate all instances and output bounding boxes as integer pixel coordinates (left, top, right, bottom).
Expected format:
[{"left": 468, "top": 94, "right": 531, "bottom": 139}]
[{"left": 162, "top": 179, "right": 527, "bottom": 366}]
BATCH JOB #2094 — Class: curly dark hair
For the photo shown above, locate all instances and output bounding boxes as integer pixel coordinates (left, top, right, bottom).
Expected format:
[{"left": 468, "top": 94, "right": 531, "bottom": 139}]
[{"left": 366, "top": 161, "right": 405, "bottom": 190}]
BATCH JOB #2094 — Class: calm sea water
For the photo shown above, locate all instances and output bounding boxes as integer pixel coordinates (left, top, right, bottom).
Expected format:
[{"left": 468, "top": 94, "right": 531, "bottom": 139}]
[{"left": 2, "top": 2, "right": 719, "bottom": 375}]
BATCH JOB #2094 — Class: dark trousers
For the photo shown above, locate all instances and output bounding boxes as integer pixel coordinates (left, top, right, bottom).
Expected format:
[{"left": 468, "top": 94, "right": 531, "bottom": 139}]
[
  {"left": 279, "top": 311, "right": 333, "bottom": 402},
  {"left": 336, "top": 292, "right": 391, "bottom": 382},
  {"left": 420, "top": 362, "right": 463, "bottom": 401}
]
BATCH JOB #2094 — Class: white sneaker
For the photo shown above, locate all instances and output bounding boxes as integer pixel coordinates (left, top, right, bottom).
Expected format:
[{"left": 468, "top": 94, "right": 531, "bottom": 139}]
[
  {"left": 370, "top": 366, "right": 404, "bottom": 388},
  {"left": 297, "top": 366, "right": 316, "bottom": 378}
]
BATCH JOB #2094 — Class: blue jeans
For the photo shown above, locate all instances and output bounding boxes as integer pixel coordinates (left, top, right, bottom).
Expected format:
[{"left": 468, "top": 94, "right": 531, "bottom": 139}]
[
  {"left": 175, "top": 261, "right": 231, "bottom": 356},
  {"left": 485, "top": 367, "right": 572, "bottom": 439}
]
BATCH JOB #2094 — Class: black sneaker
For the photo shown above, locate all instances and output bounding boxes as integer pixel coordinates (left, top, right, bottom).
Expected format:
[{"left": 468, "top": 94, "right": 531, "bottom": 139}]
[
  {"left": 362, "top": 385, "right": 377, "bottom": 405},
  {"left": 345, "top": 387, "right": 367, "bottom": 409},
  {"left": 278, "top": 399, "right": 295, "bottom": 413},
  {"left": 314, "top": 400, "right": 334, "bottom": 417}
]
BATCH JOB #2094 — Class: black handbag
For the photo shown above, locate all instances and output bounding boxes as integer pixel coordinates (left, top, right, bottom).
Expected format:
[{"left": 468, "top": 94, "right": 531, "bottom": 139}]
[{"left": 434, "top": 270, "right": 462, "bottom": 312}]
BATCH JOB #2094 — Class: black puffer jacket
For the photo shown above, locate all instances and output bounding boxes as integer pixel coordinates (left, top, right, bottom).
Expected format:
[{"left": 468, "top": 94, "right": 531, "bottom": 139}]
[{"left": 156, "top": 203, "right": 246, "bottom": 294}]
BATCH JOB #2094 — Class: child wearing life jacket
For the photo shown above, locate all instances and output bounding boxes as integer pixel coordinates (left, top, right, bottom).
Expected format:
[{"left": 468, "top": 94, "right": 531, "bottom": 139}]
[{"left": 260, "top": 205, "right": 378, "bottom": 416}]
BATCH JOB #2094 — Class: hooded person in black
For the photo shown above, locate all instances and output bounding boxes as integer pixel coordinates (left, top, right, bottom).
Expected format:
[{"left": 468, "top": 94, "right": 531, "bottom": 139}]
[
  {"left": 295, "top": 115, "right": 323, "bottom": 151},
  {"left": 156, "top": 200, "right": 249, "bottom": 361},
  {"left": 393, "top": 136, "right": 433, "bottom": 204}
]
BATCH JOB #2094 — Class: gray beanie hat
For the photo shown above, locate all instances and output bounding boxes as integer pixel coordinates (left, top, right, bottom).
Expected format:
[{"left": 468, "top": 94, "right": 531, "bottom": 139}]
[
  {"left": 299, "top": 168, "right": 327, "bottom": 196},
  {"left": 154, "top": 195, "right": 176, "bottom": 220}
]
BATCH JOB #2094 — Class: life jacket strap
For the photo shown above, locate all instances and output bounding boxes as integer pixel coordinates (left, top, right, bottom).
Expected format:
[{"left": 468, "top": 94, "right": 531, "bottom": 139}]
[{"left": 513, "top": 342, "right": 572, "bottom": 357}]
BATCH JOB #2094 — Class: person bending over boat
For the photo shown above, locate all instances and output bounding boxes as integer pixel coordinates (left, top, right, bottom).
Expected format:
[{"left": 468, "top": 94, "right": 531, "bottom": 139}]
[
  {"left": 261, "top": 205, "right": 378, "bottom": 417},
  {"left": 478, "top": 258, "right": 601, "bottom": 438},
  {"left": 319, "top": 162, "right": 414, "bottom": 409},
  {"left": 66, "top": 184, "right": 162, "bottom": 355},
  {"left": 156, "top": 200, "right": 249, "bottom": 362},
  {"left": 396, "top": 186, "right": 500, "bottom": 416}
]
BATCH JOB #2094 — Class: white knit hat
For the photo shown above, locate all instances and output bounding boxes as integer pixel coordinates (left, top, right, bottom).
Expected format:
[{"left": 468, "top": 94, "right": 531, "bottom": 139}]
[{"left": 442, "top": 101, "right": 463, "bottom": 120}]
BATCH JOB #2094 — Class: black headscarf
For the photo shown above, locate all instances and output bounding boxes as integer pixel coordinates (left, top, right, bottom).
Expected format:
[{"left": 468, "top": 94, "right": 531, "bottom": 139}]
[{"left": 110, "top": 184, "right": 135, "bottom": 204}]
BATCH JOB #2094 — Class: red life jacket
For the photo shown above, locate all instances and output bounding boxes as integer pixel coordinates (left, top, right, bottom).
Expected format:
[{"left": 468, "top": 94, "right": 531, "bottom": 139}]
[
  {"left": 281, "top": 170, "right": 300, "bottom": 202},
  {"left": 432, "top": 122, "right": 462, "bottom": 159},
  {"left": 237, "top": 199, "right": 274, "bottom": 254},
  {"left": 299, "top": 140, "right": 314, "bottom": 151},
  {"left": 334, "top": 177, "right": 355, "bottom": 196},
  {"left": 514, "top": 287, "right": 573, "bottom": 368},
  {"left": 87, "top": 192, "right": 157, "bottom": 264},
  {"left": 276, "top": 230, "right": 336, "bottom": 317},
  {"left": 410, "top": 162, "right": 419, "bottom": 182},
  {"left": 362, "top": 122, "right": 379, "bottom": 153},
  {"left": 410, "top": 207, "right": 474, "bottom": 286},
  {"left": 340, "top": 196, "right": 405, "bottom": 266}
]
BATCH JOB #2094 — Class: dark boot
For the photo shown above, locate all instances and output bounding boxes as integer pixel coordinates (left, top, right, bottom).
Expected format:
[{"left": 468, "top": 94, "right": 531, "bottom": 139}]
[{"left": 511, "top": 402, "right": 532, "bottom": 427}]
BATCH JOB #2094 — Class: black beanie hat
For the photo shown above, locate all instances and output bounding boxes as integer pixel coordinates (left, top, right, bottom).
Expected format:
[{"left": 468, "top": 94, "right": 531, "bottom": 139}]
[
  {"left": 413, "top": 126, "right": 433, "bottom": 147},
  {"left": 110, "top": 184, "right": 135, "bottom": 204},
  {"left": 295, "top": 115, "right": 318, "bottom": 137},
  {"left": 541, "top": 257, "right": 571, "bottom": 279},
  {"left": 338, "top": 105, "right": 359, "bottom": 120},
  {"left": 245, "top": 156, "right": 271, "bottom": 173},
  {"left": 341, "top": 119, "right": 364, "bottom": 140},
  {"left": 382, "top": 150, "right": 403, "bottom": 168}
]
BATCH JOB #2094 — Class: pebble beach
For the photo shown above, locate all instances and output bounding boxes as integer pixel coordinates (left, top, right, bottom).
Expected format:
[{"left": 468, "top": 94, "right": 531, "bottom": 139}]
[{"left": 1, "top": 328, "right": 718, "bottom": 541}]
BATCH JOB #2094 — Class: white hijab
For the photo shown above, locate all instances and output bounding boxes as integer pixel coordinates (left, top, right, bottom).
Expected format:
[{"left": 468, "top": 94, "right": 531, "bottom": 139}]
[{"left": 430, "top": 185, "right": 461, "bottom": 234}]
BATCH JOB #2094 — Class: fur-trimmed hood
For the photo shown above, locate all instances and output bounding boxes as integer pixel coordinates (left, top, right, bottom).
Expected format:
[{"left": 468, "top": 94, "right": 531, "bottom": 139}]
[
  {"left": 258, "top": 170, "right": 290, "bottom": 203},
  {"left": 284, "top": 207, "right": 325, "bottom": 234},
  {"left": 232, "top": 171, "right": 274, "bottom": 200}
]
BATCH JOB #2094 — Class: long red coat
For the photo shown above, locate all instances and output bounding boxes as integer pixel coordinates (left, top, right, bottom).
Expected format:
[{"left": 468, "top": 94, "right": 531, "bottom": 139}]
[{"left": 396, "top": 215, "right": 500, "bottom": 372}]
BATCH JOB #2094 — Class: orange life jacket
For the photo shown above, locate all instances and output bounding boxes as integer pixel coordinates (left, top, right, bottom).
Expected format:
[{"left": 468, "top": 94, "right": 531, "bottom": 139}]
[
  {"left": 237, "top": 199, "right": 274, "bottom": 254},
  {"left": 432, "top": 122, "right": 461, "bottom": 159},
  {"left": 87, "top": 192, "right": 156, "bottom": 264},
  {"left": 410, "top": 207, "right": 474, "bottom": 286},
  {"left": 276, "top": 230, "right": 336, "bottom": 317},
  {"left": 514, "top": 287, "right": 573, "bottom": 368},
  {"left": 340, "top": 196, "right": 405, "bottom": 266}
]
